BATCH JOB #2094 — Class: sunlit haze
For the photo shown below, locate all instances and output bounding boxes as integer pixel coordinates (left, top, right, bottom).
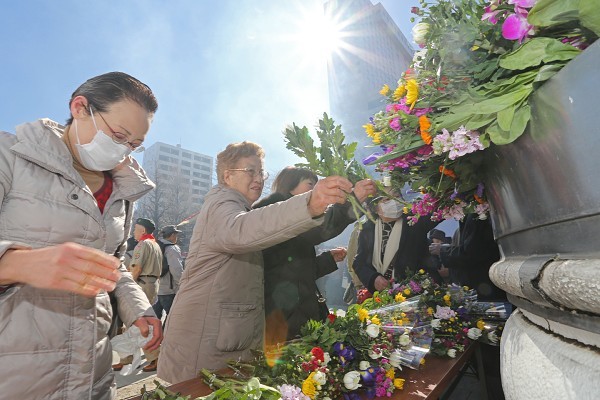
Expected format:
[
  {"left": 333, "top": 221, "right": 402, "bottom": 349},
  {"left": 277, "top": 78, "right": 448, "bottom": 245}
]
[{"left": 0, "top": 0, "right": 419, "bottom": 177}]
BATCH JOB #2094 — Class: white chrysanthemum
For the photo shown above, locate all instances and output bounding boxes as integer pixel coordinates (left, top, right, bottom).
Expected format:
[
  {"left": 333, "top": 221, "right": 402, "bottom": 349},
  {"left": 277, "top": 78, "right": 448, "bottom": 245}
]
[
  {"left": 412, "top": 22, "right": 430, "bottom": 46},
  {"left": 365, "top": 323, "right": 380, "bottom": 338},
  {"left": 467, "top": 327, "right": 483, "bottom": 340},
  {"left": 343, "top": 371, "right": 362, "bottom": 390},
  {"left": 359, "top": 361, "right": 371, "bottom": 370}
]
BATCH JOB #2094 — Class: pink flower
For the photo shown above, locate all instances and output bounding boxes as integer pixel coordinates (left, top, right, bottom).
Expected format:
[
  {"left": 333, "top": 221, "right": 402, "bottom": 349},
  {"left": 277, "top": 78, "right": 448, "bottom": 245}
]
[
  {"left": 502, "top": 11, "right": 533, "bottom": 43},
  {"left": 414, "top": 107, "right": 433, "bottom": 117},
  {"left": 389, "top": 118, "right": 401, "bottom": 131},
  {"left": 508, "top": 0, "right": 537, "bottom": 7},
  {"left": 482, "top": 6, "right": 502, "bottom": 25}
]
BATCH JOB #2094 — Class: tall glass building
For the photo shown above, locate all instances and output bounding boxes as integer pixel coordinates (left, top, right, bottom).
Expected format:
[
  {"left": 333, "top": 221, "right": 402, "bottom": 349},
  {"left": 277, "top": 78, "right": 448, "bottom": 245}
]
[{"left": 325, "top": 0, "right": 414, "bottom": 166}]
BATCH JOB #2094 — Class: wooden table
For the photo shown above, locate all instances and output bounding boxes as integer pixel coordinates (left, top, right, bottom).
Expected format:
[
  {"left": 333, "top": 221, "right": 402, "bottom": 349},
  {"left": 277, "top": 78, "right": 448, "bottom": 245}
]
[{"left": 129, "top": 342, "right": 482, "bottom": 400}]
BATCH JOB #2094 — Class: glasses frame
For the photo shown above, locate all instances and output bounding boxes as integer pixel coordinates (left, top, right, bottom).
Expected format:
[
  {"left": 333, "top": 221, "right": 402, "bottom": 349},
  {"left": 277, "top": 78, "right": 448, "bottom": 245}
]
[
  {"left": 227, "top": 168, "right": 269, "bottom": 181},
  {"left": 93, "top": 107, "right": 145, "bottom": 153}
]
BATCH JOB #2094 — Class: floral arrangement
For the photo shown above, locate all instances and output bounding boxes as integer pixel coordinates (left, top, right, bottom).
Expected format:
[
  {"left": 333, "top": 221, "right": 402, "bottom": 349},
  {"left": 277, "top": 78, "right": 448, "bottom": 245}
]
[
  {"left": 362, "top": 0, "right": 599, "bottom": 222},
  {"left": 141, "top": 271, "right": 509, "bottom": 400}
]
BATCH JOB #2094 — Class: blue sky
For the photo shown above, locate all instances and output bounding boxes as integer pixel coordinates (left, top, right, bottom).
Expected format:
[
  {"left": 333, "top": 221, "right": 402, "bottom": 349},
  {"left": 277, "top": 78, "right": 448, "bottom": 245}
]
[{"left": 0, "top": 0, "right": 420, "bottom": 174}]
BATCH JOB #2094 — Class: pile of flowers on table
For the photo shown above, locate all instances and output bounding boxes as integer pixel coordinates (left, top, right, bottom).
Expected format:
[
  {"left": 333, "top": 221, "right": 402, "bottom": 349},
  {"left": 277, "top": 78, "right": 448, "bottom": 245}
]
[
  {"left": 142, "top": 270, "right": 509, "bottom": 400},
  {"left": 362, "top": 0, "right": 599, "bottom": 222}
]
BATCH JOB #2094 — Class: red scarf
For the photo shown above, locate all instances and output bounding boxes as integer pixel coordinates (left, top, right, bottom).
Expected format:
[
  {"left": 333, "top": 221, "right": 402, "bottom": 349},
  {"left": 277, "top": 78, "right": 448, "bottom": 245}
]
[{"left": 139, "top": 233, "right": 155, "bottom": 241}]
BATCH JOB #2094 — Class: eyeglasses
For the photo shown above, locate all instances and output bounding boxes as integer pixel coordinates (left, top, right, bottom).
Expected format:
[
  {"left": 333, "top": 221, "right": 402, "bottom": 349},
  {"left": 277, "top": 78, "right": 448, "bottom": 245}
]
[
  {"left": 93, "top": 107, "right": 145, "bottom": 153},
  {"left": 227, "top": 168, "right": 269, "bottom": 181}
]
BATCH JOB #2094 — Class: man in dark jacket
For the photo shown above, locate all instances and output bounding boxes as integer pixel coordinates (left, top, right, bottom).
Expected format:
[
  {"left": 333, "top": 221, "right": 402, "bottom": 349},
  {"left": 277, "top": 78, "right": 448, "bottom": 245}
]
[{"left": 353, "top": 210, "right": 434, "bottom": 293}]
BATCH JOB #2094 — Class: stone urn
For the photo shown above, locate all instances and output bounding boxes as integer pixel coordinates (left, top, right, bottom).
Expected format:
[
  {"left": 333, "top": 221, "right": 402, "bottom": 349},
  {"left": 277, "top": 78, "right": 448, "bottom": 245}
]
[{"left": 485, "top": 40, "right": 600, "bottom": 399}]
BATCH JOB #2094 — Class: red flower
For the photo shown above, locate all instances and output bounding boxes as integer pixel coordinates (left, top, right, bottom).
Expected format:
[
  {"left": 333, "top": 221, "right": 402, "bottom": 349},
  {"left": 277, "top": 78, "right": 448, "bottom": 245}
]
[
  {"left": 327, "top": 313, "right": 337, "bottom": 323},
  {"left": 311, "top": 347, "right": 325, "bottom": 362}
]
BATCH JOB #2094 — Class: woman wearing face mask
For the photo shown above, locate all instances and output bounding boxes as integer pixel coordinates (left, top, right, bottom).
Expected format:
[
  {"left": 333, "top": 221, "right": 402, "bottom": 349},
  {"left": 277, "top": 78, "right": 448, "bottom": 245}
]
[
  {"left": 353, "top": 192, "right": 435, "bottom": 294},
  {"left": 0, "top": 72, "right": 162, "bottom": 399}
]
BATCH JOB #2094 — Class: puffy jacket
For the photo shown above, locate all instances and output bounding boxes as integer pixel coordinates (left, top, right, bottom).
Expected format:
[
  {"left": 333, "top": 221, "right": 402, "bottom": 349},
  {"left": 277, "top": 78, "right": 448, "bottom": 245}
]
[
  {"left": 0, "top": 119, "right": 156, "bottom": 399},
  {"left": 253, "top": 192, "right": 355, "bottom": 340},
  {"left": 158, "top": 184, "right": 324, "bottom": 383}
]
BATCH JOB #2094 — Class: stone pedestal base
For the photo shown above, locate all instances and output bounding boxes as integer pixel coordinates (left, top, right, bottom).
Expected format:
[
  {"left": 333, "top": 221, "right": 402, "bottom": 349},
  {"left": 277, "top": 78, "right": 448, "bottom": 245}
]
[{"left": 501, "top": 310, "right": 600, "bottom": 399}]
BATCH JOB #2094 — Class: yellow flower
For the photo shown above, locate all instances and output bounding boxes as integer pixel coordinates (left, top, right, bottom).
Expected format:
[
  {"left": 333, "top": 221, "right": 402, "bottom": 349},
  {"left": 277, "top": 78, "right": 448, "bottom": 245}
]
[
  {"left": 397, "top": 318, "right": 404, "bottom": 326},
  {"left": 395, "top": 293, "right": 406, "bottom": 303},
  {"left": 418, "top": 269, "right": 425, "bottom": 274},
  {"left": 405, "top": 79, "right": 419, "bottom": 109},
  {"left": 420, "top": 358, "right": 426, "bottom": 365},
  {"left": 358, "top": 308, "right": 369, "bottom": 322},
  {"left": 400, "top": 312, "right": 406, "bottom": 318},
  {"left": 477, "top": 320, "right": 486, "bottom": 330},
  {"left": 443, "top": 294, "right": 451, "bottom": 305},
  {"left": 363, "top": 123, "right": 376, "bottom": 137},
  {"left": 427, "top": 307, "right": 434, "bottom": 315},
  {"left": 302, "top": 372, "right": 317, "bottom": 399},
  {"left": 373, "top": 132, "right": 382, "bottom": 144},
  {"left": 393, "top": 84, "right": 406, "bottom": 101},
  {"left": 394, "top": 378, "right": 405, "bottom": 389},
  {"left": 371, "top": 315, "right": 381, "bottom": 325},
  {"left": 386, "top": 368, "right": 395, "bottom": 379},
  {"left": 449, "top": 317, "right": 455, "bottom": 322},
  {"left": 380, "top": 84, "right": 390, "bottom": 96},
  {"left": 402, "top": 206, "right": 409, "bottom": 214},
  {"left": 403, "top": 288, "right": 411, "bottom": 296}
]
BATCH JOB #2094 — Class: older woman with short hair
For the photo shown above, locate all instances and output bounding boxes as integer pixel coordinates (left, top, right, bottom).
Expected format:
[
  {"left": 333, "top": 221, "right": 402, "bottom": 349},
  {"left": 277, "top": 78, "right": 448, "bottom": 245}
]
[{"left": 158, "top": 142, "right": 353, "bottom": 383}]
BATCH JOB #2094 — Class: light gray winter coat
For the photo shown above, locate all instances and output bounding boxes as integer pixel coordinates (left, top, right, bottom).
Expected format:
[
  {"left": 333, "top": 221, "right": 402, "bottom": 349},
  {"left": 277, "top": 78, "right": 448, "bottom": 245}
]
[
  {"left": 0, "top": 119, "right": 156, "bottom": 399},
  {"left": 158, "top": 184, "right": 323, "bottom": 383}
]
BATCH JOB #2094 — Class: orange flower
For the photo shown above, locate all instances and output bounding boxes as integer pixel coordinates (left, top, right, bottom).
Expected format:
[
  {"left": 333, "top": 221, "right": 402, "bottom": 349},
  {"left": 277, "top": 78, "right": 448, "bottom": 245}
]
[
  {"left": 375, "top": 296, "right": 382, "bottom": 303},
  {"left": 419, "top": 115, "right": 432, "bottom": 144},
  {"left": 439, "top": 165, "right": 457, "bottom": 179},
  {"left": 474, "top": 194, "right": 485, "bottom": 204}
]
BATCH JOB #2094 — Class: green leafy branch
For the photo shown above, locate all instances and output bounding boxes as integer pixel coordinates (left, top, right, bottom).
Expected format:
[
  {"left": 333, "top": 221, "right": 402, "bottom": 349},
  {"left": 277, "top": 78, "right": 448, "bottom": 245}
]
[{"left": 284, "top": 113, "right": 383, "bottom": 221}]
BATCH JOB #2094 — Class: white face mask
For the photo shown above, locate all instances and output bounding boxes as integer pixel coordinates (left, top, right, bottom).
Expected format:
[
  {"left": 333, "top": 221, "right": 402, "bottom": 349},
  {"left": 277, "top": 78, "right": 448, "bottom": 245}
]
[
  {"left": 379, "top": 200, "right": 403, "bottom": 219},
  {"left": 73, "top": 108, "right": 131, "bottom": 171}
]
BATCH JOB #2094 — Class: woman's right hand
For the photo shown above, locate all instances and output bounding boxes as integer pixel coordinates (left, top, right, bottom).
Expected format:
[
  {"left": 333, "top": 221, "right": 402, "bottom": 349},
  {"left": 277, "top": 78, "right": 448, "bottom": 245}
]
[
  {"left": 308, "top": 176, "right": 353, "bottom": 217},
  {"left": 0, "top": 242, "right": 121, "bottom": 297},
  {"left": 374, "top": 275, "right": 390, "bottom": 292}
]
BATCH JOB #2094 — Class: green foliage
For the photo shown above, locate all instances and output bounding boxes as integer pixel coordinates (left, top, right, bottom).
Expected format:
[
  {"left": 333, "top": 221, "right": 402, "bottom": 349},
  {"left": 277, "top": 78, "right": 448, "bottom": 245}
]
[{"left": 283, "top": 113, "right": 368, "bottom": 183}]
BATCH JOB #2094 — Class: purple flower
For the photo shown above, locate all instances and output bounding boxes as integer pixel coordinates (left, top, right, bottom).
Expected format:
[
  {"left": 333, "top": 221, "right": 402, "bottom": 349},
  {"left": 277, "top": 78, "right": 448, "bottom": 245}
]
[
  {"left": 502, "top": 12, "right": 532, "bottom": 43},
  {"left": 362, "top": 153, "right": 381, "bottom": 165},
  {"left": 360, "top": 366, "right": 380, "bottom": 386},
  {"left": 476, "top": 183, "right": 485, "bottom": 198},
  {"left": 409, "top": 280, "right": 422, "bottom": 293},
  {"left": 343, "top": 393, "right": 361, "bottom": 400},
  {"left": 333, "top": 342, "right": 356, "bottom": 366}
]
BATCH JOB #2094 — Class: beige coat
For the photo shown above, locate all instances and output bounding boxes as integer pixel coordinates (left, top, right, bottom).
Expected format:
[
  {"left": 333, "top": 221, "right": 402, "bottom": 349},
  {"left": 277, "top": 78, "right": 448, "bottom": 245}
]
[
  {"left": 158, "top": 185, "right": 323, "bottom": 383},
  {"left": 0, "top": 120, "right": 156, "bottom": 399}
]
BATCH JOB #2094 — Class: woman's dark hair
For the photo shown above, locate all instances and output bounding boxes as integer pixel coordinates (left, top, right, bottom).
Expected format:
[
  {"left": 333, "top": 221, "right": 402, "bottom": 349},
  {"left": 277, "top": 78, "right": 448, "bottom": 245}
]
[
  {"left": 271, "top": 167, "right": 318, "bottom": 194},
  {"left": 66, "top": 72, "right": 158, "bottom": 125}
]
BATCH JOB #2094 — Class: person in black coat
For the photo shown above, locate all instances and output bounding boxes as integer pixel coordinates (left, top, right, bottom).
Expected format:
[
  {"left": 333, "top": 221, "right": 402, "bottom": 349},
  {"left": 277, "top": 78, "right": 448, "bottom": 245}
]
[
  {"left": 353, "top": 195, "right": 435, "bottom": 294},
  {"left": 253, "top": 167, "right": 376, "bottom": 343},
  {"left": 429, "top": 214, "right": 507, "bottom": 400},
  {"left": 428, "top": 213, "right": 506, "bottom": 302}
]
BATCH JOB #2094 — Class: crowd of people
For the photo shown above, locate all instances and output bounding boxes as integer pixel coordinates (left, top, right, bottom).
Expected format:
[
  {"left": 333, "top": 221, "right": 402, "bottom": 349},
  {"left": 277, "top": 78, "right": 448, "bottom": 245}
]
[{"left": 0, "top": 72, "right": 508, "bottom": 399}]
